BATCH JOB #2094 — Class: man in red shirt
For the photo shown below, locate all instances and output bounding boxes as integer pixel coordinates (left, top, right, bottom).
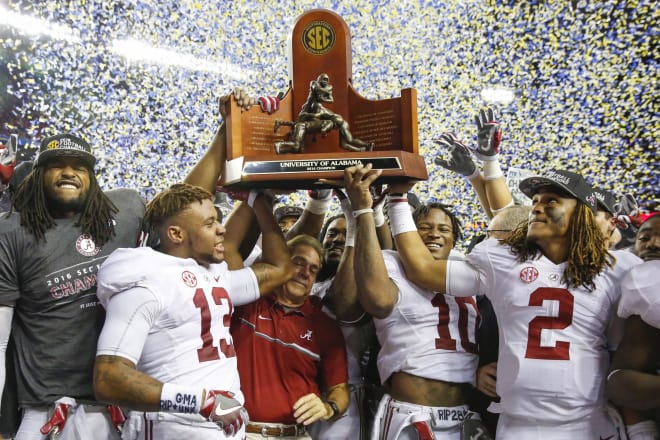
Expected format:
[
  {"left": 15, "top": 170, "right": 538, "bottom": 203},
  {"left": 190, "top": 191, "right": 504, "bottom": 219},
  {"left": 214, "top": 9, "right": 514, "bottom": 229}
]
[{"left": 231, "top": 234, "right": 350, "bottom": 439}]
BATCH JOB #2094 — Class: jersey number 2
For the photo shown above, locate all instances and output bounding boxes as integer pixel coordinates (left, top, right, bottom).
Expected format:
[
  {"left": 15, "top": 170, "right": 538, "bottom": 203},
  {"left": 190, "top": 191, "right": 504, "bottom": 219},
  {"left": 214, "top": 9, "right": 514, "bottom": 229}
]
[
  {"left": 525, "top": 287, "right": 574, "bottom": 360},
  {"left": 193, "top": 287, "right": 236, "bottom": 362}
]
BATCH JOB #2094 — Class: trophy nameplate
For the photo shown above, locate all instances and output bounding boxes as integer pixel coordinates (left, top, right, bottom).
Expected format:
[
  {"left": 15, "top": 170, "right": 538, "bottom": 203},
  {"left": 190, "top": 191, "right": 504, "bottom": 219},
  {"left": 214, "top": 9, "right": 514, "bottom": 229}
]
[{"left": 220, "top": 9, "right": 428, "bottom": 189}]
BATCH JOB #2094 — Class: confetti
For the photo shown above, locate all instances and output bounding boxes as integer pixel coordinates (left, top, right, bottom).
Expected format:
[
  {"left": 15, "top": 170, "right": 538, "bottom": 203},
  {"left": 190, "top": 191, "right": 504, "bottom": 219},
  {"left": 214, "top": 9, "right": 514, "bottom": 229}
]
[{"left": 0, "top": 0, "right": 656, "bottom": 249}]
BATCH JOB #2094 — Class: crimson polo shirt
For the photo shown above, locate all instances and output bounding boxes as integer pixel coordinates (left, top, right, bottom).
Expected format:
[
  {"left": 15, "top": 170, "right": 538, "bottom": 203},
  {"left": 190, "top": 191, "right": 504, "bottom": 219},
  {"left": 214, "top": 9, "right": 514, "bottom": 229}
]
[{"left": 231, "top": 294, "right": 348, "bottom": 424}]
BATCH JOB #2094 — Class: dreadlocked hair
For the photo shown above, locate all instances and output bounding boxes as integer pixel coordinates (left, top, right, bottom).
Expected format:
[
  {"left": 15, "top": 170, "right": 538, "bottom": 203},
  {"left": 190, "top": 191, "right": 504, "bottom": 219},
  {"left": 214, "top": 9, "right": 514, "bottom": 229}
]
[
  {"left": 503, "top": 203, "right": 614, "bottom": 291},
  {"left": 145, "top": 183, "right": 213, "bottom": 229},
  {"left": 11, "top": 166, "right": 118, "bottom": 246}
]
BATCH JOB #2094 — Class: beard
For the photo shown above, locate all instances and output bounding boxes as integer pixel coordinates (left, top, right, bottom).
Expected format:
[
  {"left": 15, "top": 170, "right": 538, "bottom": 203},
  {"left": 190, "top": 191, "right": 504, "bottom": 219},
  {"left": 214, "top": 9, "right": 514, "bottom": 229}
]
[{"left": 45, "top": 190, "right": 88, "bottom": 213}]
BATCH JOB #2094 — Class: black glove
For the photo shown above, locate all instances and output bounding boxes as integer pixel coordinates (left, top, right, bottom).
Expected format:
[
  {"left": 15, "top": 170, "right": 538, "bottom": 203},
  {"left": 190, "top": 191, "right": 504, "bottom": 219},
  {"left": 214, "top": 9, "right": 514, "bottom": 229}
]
[
  {"left": 472, "top": 107, "right": 502, "bottom": 161},
  {"left": 433, "top": 132, "right": 477, "bottom": 177}
]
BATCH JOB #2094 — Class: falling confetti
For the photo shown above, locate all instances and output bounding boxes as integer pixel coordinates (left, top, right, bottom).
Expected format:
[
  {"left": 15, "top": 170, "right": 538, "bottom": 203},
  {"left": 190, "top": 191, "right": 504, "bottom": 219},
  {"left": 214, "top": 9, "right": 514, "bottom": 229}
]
[{"left": 0, "top": 0, "right": 656, "bottom": 249}]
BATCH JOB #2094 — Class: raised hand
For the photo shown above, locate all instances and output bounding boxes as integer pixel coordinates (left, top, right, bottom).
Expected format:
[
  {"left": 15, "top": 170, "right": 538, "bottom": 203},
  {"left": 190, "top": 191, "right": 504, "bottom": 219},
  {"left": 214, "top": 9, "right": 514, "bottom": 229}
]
[
  {"left": 216, "top": 186, "right": 250, "bottom": 202},
  {"left": 343, "top": 163, "right": 382, "bottom": 211},
  {"left": 219, "top": 88, "right": 257, "bottom": 119},
  {"left": 472, "top": 107, "right": 502, "bottom": 161},
  {"left": 433, "top": 132, "right": 477, "bottom": 177}
]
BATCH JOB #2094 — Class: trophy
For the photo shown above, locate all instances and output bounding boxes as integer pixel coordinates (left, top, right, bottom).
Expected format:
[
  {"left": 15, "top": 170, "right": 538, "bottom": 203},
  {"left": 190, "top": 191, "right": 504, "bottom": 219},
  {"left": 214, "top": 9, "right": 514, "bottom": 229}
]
[{"left": 219, "top": 9, "right": 428, "bottom": 189}]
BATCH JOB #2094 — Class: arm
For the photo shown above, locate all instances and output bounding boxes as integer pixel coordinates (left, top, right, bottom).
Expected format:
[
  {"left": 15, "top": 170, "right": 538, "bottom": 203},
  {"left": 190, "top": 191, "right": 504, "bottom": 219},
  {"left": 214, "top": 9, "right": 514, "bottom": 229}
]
[
  {"left": 94, "top": 288, "right": 246, "bottom": 432},
  {"left": 386, "top": 180, "right": 449, "bottom": 293},
  {"left": 607, "top": 316, "right": 660, "bottom": 411},
  {"left": 327, "top": 193, "right": 362, "bottom": 323},
  {"left": 373, "top": 189, "right": 394, "bottom": 250},
  {"left": 0, "top": 305, "right": 13, "bottom": 409},
  {"left": 184, "top": 89, "right": 255, "bottom": 192},
  {"left": 344, "top": 164, "right": 399, "bottom": 319},
  {"left": 248, "top": 193, "right": 294, "bottom": 295},
  {"left": 94, "top": 288, "right": 173, "bottom": 410},
  {"left": 94, "top": 355, "right": 163, "bottom": 411},
  {"left": 184, "top": 122, "right": 226, "bottom": 193},
  {"left": 434, "top": 132, "right": 493, "bottom": 217},
  {"left": 223, "top": 200, "right": 257, "bottom": 270},
  {"left": 95, "top": 355, "right": 245, "bottom": 433},
  {"left": 472, "top": 108, "right": 513, "bottom": 214},
  {"left": 467, "top": 172, "right": 493, "bottom": 219},
  {"left": 285, "top": 189, "right": 332, "bottom": 240},
  {"left": 292, "top": 318, "right": 350, "bottom": 426}
]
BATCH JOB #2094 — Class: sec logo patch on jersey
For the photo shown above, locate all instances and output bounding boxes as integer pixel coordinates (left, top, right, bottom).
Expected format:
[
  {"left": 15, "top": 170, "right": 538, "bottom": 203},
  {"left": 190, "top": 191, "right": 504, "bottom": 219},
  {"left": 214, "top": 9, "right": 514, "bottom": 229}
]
[
  {"left": 519, "top": 266, "right": 539, "bottom": 283},
  {"left": 182, "top": 271, "right": 197, "bottom": 288}
]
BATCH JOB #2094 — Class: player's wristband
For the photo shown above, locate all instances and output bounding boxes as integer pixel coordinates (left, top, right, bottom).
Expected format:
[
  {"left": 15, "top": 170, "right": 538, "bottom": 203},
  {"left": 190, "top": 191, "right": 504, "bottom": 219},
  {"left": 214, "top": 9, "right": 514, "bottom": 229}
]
[
  {"left": 373, "top": 205, "right": 386, "bottom": 227},
  {"left": 352, "top": 208, "right": 373, "bottom": 218},
  {"left": 465, "top": 167, "right": 481, "bottom": 181},
  {"left": 626, "top": 420, "right": 658, "bottom": 439},
  {"left": 160, "top": 383, "right": 203, "bottom": 414},
  {"left": 606, "top": 369, "right": 622, "bottom": 382},
  {"left": 345, "top": 223, "right": 356, "bottom": 248},
  {"left": 337, "top": 198, "right": 357, "bottom": 247},
  {"left": 482, "top": 159, "right": 503, "bottom": 180},
  {"left": 305, "top": 197, "right": 332, "bottom": 215},
  {"left": 387, "top": 198, "right": 417, "bottom": 236},
  {"left": 247, "top": 191, "right": 261, "bottom": 208},
  {"left": 490, "top": 200, "right": 515, "bottom": 214}
]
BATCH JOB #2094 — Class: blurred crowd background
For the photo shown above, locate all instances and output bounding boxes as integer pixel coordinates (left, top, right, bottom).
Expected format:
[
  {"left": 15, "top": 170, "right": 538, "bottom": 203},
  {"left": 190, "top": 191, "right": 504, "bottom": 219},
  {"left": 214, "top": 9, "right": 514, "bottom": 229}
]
[{"left": 0, "top": 0, "right": 657, "bottom": 248}]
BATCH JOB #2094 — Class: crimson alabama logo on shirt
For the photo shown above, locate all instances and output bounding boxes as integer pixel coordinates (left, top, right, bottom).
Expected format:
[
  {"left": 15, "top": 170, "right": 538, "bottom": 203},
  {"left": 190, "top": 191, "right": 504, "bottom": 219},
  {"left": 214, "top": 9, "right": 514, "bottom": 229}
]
[{"left": 76, "top": 234, "right": 100, "bottom": 257}]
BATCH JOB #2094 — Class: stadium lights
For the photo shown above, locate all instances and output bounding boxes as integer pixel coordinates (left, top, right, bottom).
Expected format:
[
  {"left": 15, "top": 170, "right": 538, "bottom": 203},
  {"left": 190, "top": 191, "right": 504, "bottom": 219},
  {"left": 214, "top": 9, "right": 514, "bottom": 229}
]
[
  {"left": 110, "top": 38, "right": 253, "bottom": 80},
  {"left": 480, "top": 87, "right": 516, "bottom": 106},
  {"left": 0, "top": 4, "right": 81, "bottom": 43},
  {"left": 0, "top": 5, "right": 251, "bottom": 79}
]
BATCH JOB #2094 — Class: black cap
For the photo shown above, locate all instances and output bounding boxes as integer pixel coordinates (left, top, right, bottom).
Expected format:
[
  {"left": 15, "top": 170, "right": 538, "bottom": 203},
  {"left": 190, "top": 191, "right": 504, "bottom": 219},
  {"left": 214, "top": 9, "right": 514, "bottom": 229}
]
[
  {"left": 519, "top": 170, "right": 597, "bottom": 212},
  {"left": 593, "top": 188, "right": 617, "bottom": 216},
  {"left": 274, "top": 205, "right": 303, "bottom": 223},
  {"left": 35, "top": 134, "right": 96, "bottom": 168}
]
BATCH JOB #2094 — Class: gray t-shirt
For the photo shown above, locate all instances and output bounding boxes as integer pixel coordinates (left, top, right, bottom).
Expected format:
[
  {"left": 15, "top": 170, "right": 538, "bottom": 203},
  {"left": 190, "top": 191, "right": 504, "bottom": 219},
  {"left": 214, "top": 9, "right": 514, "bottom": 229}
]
[{"left": 0, "top": 188, "right": 145, "bottom": 406}]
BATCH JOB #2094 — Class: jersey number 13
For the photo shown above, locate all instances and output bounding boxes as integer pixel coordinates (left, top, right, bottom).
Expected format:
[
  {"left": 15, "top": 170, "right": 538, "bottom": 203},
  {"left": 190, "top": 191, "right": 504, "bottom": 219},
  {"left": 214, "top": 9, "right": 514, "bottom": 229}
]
[{"left": 193, "top": 287, "right": 236, "bottom": 362}]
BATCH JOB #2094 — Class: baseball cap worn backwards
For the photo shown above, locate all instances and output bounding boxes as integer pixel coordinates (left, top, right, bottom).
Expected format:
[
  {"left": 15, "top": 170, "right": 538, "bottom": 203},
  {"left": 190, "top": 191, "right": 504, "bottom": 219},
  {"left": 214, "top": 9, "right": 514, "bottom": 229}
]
[
  {"left": 592, "top": 188, "right": 617, "bottom": 216},
  {"left": 35, "top": 134, "right": 96, "bottom": 169},
  {"left": 519, "top": 169, "right": 597, "bottom": 212}
]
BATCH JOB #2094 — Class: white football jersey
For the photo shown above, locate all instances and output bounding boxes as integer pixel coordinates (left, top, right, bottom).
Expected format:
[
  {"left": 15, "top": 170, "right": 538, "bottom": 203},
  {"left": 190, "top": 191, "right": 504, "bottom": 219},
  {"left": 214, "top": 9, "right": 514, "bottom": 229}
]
[
  {"left": 376, "top": 250, "right": 479, "bottom": 385},
  {"left": 466, "top": 239, "right": 642, "bottom": 421},
  {"left": 618, "top": 260, "right": 660, "bottom": 329},
  {"left": 97, "top": 247, "right": 260, "bottom": 401}
]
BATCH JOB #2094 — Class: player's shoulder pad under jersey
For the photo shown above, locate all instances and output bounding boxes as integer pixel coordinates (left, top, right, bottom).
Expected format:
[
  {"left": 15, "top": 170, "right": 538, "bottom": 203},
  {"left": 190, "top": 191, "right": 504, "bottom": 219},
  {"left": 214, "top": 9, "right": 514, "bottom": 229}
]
[
  {"left": 97, "top": 247, "right": 161, "bottom": 304},
  {"left": 609, "top": 249, "right": 643, "bottom": 274},
  {"left": 619, "top": 260, "right": 660, "bottom": 326}
]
